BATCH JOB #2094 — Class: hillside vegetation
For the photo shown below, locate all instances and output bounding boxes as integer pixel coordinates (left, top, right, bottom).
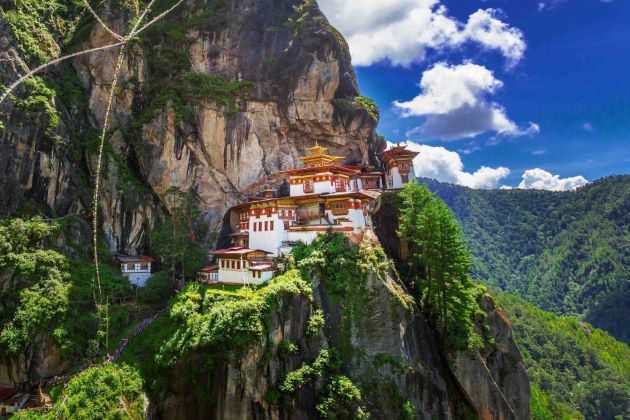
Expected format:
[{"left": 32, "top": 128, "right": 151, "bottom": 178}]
[
  {"left": 422, "top": 175, "right": 629, "bottom": 343},
  {"left": 497, "top": 293, "right": 629, "bottom": 419}
]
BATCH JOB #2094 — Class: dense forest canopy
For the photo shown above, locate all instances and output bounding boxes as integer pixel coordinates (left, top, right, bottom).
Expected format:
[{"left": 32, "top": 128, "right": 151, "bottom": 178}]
[
  {"left": 498, "top": 293, "right": 629, "bottom": 419},
  {"left": 421, "top": 175, "right": 629, "bottom": 343}
]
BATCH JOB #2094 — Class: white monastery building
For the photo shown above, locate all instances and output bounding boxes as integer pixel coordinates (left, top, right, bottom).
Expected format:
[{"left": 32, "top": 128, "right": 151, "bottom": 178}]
[
  {"left": 205, "top": 143, "right": 418, "bottom": 285},
  {"left": 115, "top": 255, "right": 157, "bottom": 287},
  {"left": 208, "top": 248, "right": 274, "bottom": 285}
]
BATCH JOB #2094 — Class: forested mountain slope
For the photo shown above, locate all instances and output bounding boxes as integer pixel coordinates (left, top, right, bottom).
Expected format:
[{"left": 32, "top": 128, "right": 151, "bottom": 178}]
[
  {"left": 421, "top": 175, "right": 629, "bottom": 343},
  {"left": 496, "top": 293, "right": 629, "bottom": 419}
]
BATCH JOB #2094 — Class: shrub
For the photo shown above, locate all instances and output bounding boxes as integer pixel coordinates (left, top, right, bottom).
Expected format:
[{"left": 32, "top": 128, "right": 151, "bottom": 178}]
[
  {"left": 152, "top": 270, "right": 311, "bottom": 369},
  {"left": 50, "top": 364, "right": 145, "bottom": 419},
  {"left": 138, "top": 271, "right": 175, "bottom": 305},
  {"left": 280, "top": 349, "right": 330, "bottom": 393},
  {"left": 316, "top": 375, "right": 367, "bottom": 419},
  {"left": 353, "top": 96, "right": 379, "bottom": 121},
  {"left": 307, "top": 308, "right": 325, "bottom": 337}
]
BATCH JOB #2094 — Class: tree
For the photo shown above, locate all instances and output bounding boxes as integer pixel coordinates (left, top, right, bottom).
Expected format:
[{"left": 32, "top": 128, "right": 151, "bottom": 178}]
[
  {"left": 151, "top": 187, "right": 208, "bottom": 284},
  {"left": 397, "top": 182, "right": 482, "bottom": 350},
  {"left": 138, "top": 271, "right": 175, "bottom": 305}
]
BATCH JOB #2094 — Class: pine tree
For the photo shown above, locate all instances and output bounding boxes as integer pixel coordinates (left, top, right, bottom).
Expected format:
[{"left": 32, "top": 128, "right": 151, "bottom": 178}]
[
  {"left": 152, "top": 188, "right": 207, "bottom": 284},
  {"left": 397, "top": 182, "right": 482, "bottom": 351}
]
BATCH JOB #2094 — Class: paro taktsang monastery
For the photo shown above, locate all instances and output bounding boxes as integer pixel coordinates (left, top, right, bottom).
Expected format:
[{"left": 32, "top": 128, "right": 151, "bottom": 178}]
[{"left": 203, "top": 144, "right": 418, "bottom": 285}]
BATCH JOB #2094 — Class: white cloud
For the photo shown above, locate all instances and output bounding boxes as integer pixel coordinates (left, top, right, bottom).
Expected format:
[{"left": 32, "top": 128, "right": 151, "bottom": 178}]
[
  {"left": 463, "top": 9, "right": 526, "bottom": 68},
  {"left": 317, "top": 0, "right": 525, "bottom": 67},
  {"left": 517, "top": 168, "right": 589, "bottom": 191},
  {"left": 396, "top": 142, "right": 511, "bottom": 189},
  {"left": 394, "top": 62, "right": 540, "bottom": 140}
]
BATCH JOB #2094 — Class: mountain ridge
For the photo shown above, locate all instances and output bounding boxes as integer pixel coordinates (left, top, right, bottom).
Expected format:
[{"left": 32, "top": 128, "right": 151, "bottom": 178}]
[{"left": 420, "top": 174, "right": 630, "bottom": 343}]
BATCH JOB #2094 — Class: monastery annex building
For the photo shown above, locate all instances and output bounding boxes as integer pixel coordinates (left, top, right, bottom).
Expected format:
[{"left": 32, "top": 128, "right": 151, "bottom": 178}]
[{"left": 203, "top": 143, "right": 418, "bottom": 286}]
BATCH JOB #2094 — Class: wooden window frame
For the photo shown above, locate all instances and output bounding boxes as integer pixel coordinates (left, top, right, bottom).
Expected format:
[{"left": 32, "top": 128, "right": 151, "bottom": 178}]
[{"left": 303, "top": 179, "right": 314, "bottom": 193}]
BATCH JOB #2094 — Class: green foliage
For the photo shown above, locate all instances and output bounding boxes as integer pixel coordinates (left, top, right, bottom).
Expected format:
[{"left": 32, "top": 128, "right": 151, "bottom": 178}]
[
  {"left": 422, "top": 175, "right": 629, "bottom": 343},
  {"left": 293, "top": 232, "right": 389, "bottom": 363},
  {"left": 16, "top": 77, "right": 61, "bottom": 141},
  {"left": 278, "top": 340, "right": 298, "bottom": 357},
  {"left": 121, "top": 270, "right": 312, "bottom": 388},
  {"left": 0, "top": 218, "right": 70, "bottom": 355},
  {"left": 280, "top": 349, "right": 368, "bottom": 418},
  {"left": 280, "top": 349, "right": 331, "bottom": 393},
  {"left": 0, "top": 0, "right": 77, "bottom": 63},
  {"left": 397, "top": 182, "right": 484, "bottom": 351},
  {"left": 497, "top": 292, "right": 629, "bottom": 419},
  {"left": 353, "top": 96, "right": 379, "bottom": 121},
  {"left": 285, "top": 0, "right": 316, "bottom": 35},
  {"left": 293, "top": 230, "right": 385, "bottom": 299},
  {"left": 331, "top": 95, "right": 380, "bottom": 122},
  {"left": 307, "top": 308, "right": 325, "bottom": 337},
  {"left": 151, "top": 188, "right": 208, "bottom": 281},
  {"left": 530, "top": 384, "right": 582, "bottom": 420},
  {"left": 136, "top": 10, "right": 252, "bottom": 127},
  {"left": 49, "top": 364, "right": 145, "bottom": 419},
  {"left": 138, "top": 271, "right": 175, "bottom": 305},
  {"left": 316, "top": 375, "right": 367, "bottom": 419},
  {"left": 0, "top": 217, "right": 133, "bottom": 359},
  {"left": 263, "top": 388, "right": 280, "bottom": 405}
]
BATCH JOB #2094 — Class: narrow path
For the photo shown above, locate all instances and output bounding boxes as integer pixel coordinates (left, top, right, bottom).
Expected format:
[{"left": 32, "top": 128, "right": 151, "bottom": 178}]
[{"left": 39, "top": 310, "right": 163, "bottom": 391}]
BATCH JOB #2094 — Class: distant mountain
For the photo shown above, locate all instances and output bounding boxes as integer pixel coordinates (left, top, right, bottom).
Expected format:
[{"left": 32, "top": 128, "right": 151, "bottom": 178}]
[{"left": 420, "top": 175, "right": 630, "bottom": 343}]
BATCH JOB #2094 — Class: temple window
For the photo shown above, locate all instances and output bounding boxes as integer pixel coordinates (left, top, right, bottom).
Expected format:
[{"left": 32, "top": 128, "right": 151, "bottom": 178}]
[
  {"left": 334, "top": 178, "right": 346, "bottom": 192},
  {"left": 303, "top": 179, "right": 314, "bottom": 193},
  {"left": 331, "top": 202, "right": 348, "bottom": 215}
]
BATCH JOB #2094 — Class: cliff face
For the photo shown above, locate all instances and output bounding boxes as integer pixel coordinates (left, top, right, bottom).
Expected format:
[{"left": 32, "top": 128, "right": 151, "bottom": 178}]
[
  {"left": 0, "top": 0, "right": 382, "bottom": 253},
  {"left": 0, "top": 3, "right": 531, "bottom": 417},
  {"left": 149, "top": 267, "right": 529, "bottom": 420}
]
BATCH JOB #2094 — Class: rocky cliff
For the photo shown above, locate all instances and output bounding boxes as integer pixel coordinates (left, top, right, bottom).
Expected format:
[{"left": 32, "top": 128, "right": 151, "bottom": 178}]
[
  {"left": 144, "top": 259, "right": 529, "bottom": 419},
  {"left": 0, "top": 0, "right": 382, "bottom": 253},
  {"left": 0, "top": 2, "right": 531, "bottom": 418}
]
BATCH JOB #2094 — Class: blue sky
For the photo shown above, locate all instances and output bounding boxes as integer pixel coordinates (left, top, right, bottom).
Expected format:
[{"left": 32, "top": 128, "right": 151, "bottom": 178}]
[{"left": 319, "top": 0, "right": 630, "bottom": 189}]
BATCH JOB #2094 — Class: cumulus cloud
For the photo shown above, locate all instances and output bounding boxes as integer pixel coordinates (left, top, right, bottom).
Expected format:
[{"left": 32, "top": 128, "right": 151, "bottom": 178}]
[
  {"left": 517, "top": 168, "right": 589, "bottom": 191},
  {"left": 396, "top": 142, "right": 510, "bottom": 189},
  {"left": 463, "top": 9, "right": 526, "bottom": 68},
  {"left": 317, "top": 0, "right": 525, "bottom": 67},
  {"left": 394, "top": 63, "right": 540, "bottom": 140}
]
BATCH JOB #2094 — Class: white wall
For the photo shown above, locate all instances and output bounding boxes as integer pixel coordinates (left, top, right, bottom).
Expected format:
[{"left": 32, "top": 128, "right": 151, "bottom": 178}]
[
  {"left": 124, "top": 272, "right": 152, "bottom": 287},
  {"left": 347, "top": 208, "right": 367, "bottom": 228},
  {"left": 287, "top": 230, "right": 319, "bottom": 245},
  {"left": 248, "top": 213, "right": 287, "bottom": 256},
  {"left": 289, "top": 179, "right": 335, "bottom": 196},
  {"left": 315, "top": 180, "right": 334, "bottom": 194},
  {"left": 217, "top": 267, "right": 273, "bottom": 285},
  {"left": 387, "top": 167, "right": 404, "bottom": 189}
]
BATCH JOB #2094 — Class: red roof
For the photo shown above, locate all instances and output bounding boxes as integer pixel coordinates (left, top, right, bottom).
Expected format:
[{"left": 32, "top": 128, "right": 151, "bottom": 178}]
[
  {"left": 249, "top": 263, "right": 274, "bottom": 271},
  {"left": 380, "top": 145, "right": 419, "bottom": 163},
  {"left": 280, "top": 164, "right": 361, "bottom": 176},
  {"left": 200, "top": 265, "right": 219, "bottom": 273},
  {"left": 115, "top": 255, "right": 157, "bottom": 263}
]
